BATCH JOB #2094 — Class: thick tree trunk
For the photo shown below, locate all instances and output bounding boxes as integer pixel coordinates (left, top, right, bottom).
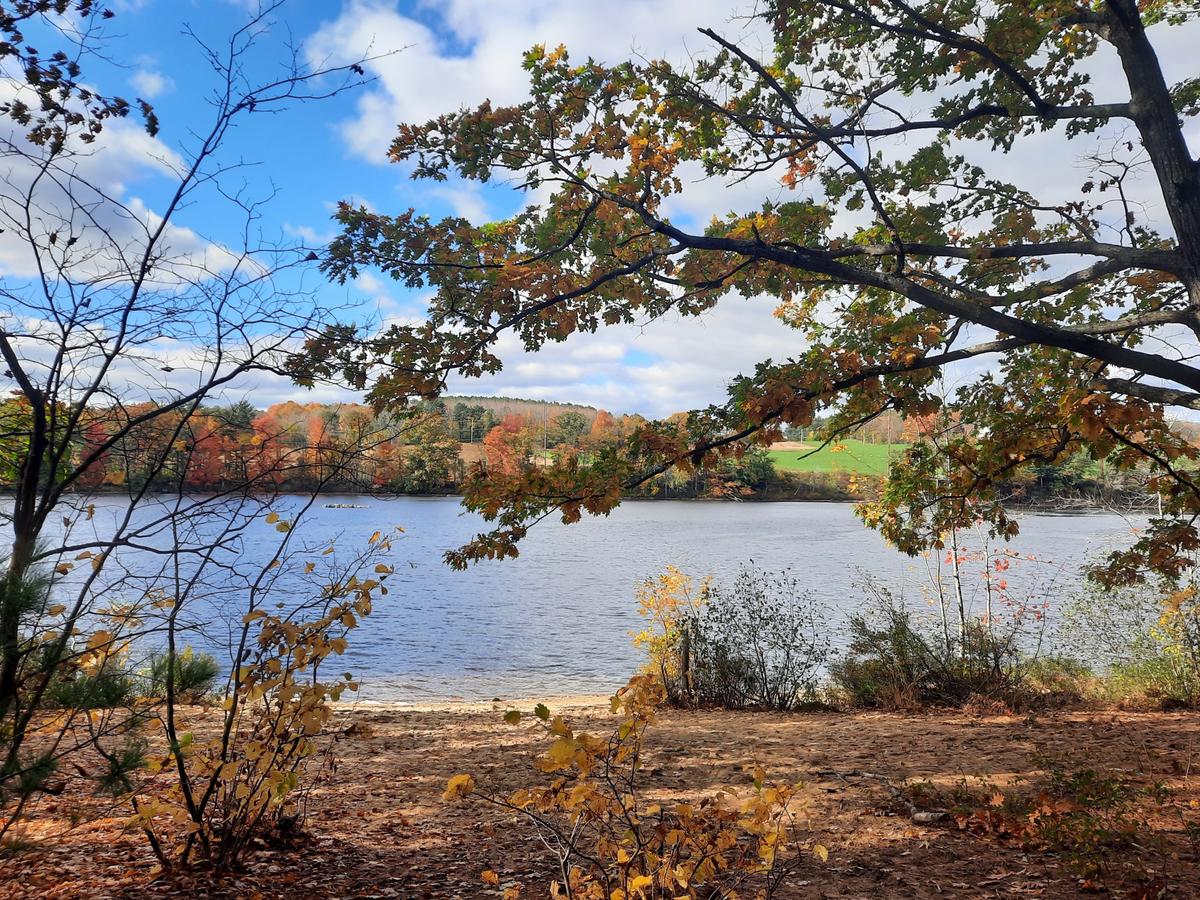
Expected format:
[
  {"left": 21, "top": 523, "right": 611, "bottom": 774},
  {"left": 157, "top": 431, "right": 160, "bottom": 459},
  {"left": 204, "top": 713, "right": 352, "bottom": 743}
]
[
  {"left": 0, "top": 426, "right": 44, "bottom": 722},
  {"left": 1105, "top": 1, "right": 1200, "bottom": 277},
  {"left": 0, "top": 530, "right": 39, "bottom": 794}
]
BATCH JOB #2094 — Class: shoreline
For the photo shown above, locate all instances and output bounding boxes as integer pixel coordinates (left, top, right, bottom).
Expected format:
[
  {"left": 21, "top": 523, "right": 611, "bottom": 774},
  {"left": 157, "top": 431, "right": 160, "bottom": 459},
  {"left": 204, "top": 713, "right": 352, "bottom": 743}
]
[
  {"left": 10, "top": 487, "right": 1157, "bottom": 512},
  {"left": 333, "top": 692, "right": 613, "bottom": 713}
]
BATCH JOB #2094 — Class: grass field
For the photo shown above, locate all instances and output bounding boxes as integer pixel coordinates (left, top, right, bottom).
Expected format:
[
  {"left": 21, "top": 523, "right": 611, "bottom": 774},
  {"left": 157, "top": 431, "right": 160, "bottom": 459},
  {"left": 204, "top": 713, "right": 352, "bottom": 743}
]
[{"left": 768, "top": 438, "right": 904, "bottom": 476}]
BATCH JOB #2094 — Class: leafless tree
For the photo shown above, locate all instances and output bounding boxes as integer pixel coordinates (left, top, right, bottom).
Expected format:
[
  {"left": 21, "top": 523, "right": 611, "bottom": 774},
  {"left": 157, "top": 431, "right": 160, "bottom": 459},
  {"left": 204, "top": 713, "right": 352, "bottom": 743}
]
[{"left": 0, "top": 0, "right": 392, "bottom": 829}]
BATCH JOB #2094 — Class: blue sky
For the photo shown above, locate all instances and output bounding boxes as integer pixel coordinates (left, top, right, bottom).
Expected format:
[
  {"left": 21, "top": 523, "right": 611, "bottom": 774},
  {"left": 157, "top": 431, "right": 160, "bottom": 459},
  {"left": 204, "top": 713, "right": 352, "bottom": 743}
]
[
  {"left": 8, "top": 1, "right": 1198, "bottom": 417},
  {"left": 91, "top": 3, "right": 499, "bottom": 264},
  {"left": 48, "top": 0, "right": 807, "bottom": 417}
]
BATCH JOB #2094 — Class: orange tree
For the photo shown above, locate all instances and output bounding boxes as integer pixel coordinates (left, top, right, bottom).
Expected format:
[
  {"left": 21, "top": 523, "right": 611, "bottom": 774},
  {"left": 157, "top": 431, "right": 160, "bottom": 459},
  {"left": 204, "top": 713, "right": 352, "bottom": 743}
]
[{"left": 309, "top": 1, "right": 1200, "bottom": 583}]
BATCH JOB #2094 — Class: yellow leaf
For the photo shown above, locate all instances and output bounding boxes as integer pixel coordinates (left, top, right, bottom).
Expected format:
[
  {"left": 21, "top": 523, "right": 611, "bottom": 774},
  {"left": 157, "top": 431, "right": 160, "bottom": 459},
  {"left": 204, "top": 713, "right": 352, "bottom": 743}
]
[
  {"left": 304, "top": 562, "right": 316, "bottom": 573},
  {"left": 368, "top": 530, "right": 381, "bottom": 544},
  {"left": 47, "top": 604, "right": 65, "bottom": 617},
  {"left": 546, "top": 736, "right": 576, "bottom": 766},
  {"left": 443, "top": 773, "right": 476, "bottom": 801},
  {"left": 55, "top": 562, "right": 73, "bottom": 575},
  {"left": 813, "top": 843, "right": 829, "bottom": 862},
  {"left": 265, "top": 512, "right": 280, "bottom": 523},
  {"left": 628, "top": 874, "right": 653, "bottom": 896},
  {"left": 87, "top": 630, "right": 112, "bottom": 650},
  {"left": 481, "top": 870, "right": 499, "bottom": 886},
  {"left": 243, "top": 610, "right": 266, "bottom": 624}
]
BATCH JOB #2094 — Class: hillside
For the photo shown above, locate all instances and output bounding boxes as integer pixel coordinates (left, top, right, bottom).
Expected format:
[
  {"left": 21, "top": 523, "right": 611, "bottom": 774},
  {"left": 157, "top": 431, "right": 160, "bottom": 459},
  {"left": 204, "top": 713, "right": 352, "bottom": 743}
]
[{"left": 443, "top": 395, "right": 602, "bottom": 424}]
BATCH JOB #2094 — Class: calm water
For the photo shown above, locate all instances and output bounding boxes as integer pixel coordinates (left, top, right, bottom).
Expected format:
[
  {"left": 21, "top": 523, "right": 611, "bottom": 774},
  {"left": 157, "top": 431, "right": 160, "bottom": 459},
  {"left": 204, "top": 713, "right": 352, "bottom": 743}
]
[{"left": 35, "top": 496, "right": 1146, "bottom": 700}]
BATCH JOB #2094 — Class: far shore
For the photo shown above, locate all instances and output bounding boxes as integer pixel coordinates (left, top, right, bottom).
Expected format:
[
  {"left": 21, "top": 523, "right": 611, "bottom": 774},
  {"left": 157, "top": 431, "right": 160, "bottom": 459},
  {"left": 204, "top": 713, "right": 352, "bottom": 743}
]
[{"left": 6, "top": 486, "right": 1157, "bottom": 511}]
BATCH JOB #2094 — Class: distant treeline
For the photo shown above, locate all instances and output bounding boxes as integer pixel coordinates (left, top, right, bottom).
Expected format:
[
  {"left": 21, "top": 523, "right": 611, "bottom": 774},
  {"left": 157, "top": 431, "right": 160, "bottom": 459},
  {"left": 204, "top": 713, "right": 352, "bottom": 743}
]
[
  {"left": 0, "top": 395, "right": 622, "bottom": 496},
  {"left": 0, "top": 394, "right": 1164, "bottom": 504}
]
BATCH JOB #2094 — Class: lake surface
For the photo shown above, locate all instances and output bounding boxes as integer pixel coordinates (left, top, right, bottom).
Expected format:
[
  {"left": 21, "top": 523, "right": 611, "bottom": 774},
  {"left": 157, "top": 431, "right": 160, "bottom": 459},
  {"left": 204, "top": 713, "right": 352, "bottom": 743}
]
[{"left": 36, "top": 496, "right": 1148, "bottom": 700}]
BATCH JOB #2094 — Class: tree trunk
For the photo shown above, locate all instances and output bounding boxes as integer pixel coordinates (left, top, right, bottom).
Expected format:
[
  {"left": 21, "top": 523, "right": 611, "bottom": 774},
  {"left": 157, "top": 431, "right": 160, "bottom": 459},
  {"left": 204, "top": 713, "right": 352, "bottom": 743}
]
[{"left": 1104, "top": 1, "right": 1200, "bottom": 277}]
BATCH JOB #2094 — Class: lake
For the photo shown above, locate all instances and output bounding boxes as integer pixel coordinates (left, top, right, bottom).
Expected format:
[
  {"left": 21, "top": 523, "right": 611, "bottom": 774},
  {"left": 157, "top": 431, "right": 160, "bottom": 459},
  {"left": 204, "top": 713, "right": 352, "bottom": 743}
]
[{"left": 36, "top": 495, "right": 1147, "bottom": 701}]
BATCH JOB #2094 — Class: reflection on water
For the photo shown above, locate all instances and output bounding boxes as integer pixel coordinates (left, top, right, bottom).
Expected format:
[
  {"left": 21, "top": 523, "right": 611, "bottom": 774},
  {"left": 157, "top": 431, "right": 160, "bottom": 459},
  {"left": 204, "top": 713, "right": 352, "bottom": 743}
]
[{"left": 35, "top": 495, "right": 1145, "bottom": 701}]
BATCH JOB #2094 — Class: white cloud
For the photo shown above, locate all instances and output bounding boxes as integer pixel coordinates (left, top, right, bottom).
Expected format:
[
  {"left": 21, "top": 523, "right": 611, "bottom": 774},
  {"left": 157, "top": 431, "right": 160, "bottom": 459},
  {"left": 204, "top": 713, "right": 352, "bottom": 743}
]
[
  {"left": 427, "top": 180, "right": 490, "bottom": 223},
  {"left": 307, "top": 0, "right": 766, "bottom": 163},
  {"left": 297, "top": 0, "right": 797, "bottom": 415},
  {"left": 284, "top": 222, "right": 337, "bottom": 246},
  {"left": 300, "top": 2, "right": 1199, "bottom": 419},
  {"left": 0, "top": 79, "right": 230, "bottom": 284},
  {"left": 437, "top": 297, "right": 801, "bottom": 417},
  {"left": 131, "top": 69, "right": 173, "bottom": 99}
]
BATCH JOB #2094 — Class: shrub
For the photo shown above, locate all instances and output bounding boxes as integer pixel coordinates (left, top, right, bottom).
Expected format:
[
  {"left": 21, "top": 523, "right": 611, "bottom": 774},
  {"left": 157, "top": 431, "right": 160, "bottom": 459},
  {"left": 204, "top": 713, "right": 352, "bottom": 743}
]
[
  {"left": 0, "top": 563, "right": 149, "bottom": 824},
  {"left": 828, "top": 597, "right": 930, "bottom": 709},
  {"left": 1019, "top": 656, "right": 1093, "bottom": 706},
  {"left": 1063, "top": 581, "right": 1200, "bottom": 707},
  {"left": 686, "top": 567, "right": 830, "bottom": 710},
  {"left": 34, "top": 631, "right": 138, "bottom": 711},
  {"left": 147, "top": 647, "right": 219, "bottom": 702},
  {"left": 946, "top": 759, "right": 1167, "bottom": 894},
  {"left": 130, "top": 552, "right": 392, "bottom": 870},
  {"left": 635, "top": 565, "right": 831, "bottom": 711},
  {"left": 829, "top": 579, "right": 1056, "bottom": 709},
  {"left": 445, "top": 675, "right": 823, "bottom": 898},
  {"left": 43, "top": 667, "right": 136, "bottom": 710},
  {"left": 632, "top": 567, "right": 707, "bottom": 706},
  {"left": 1107, "top": 656, "right": 1199, "bottom": 708}
]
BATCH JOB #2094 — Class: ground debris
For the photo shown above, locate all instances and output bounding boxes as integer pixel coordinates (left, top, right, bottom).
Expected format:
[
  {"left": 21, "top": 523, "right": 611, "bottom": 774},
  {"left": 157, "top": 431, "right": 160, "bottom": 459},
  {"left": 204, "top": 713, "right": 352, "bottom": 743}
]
[{"left": 1, "top": 702, "right": 1196, "bottom": 898}]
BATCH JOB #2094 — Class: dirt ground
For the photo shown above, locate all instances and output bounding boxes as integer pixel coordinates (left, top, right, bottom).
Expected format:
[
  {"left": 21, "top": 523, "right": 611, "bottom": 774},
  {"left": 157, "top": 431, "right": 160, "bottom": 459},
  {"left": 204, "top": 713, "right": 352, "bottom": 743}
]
[{"left": 2, "top": 699, "right": 1198, "bottom": 899}]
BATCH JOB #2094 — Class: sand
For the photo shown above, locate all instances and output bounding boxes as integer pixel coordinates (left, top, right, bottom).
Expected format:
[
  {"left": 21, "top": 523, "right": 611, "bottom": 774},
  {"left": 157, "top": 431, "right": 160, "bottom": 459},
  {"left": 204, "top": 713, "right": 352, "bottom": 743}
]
[{"left": 3, "top": 698, "right": 1197, "bottom": 898}]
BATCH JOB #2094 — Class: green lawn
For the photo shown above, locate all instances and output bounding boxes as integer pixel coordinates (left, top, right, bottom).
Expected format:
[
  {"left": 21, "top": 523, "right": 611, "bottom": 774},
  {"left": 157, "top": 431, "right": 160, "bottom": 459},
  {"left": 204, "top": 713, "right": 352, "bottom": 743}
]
[{"left": 768, "top": 439, "right": 905, "bottom": 476}]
